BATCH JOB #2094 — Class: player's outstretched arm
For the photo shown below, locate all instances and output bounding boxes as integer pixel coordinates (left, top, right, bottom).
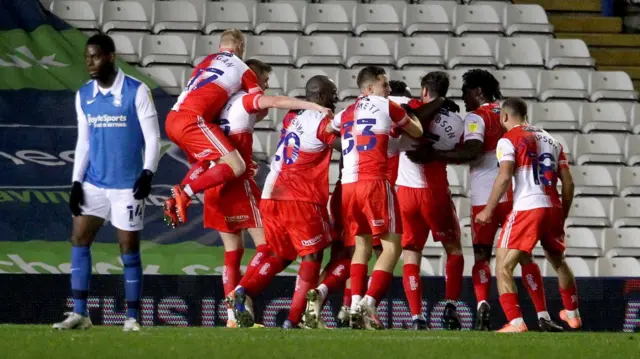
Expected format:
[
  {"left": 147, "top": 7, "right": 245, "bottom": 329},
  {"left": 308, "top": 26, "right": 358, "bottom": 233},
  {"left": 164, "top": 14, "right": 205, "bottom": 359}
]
[
  {"left": 401, "top": 113, "right": 424, "bottom": 138},
  {"left": 435, "top": 139, "right": 483, "bottom": 164},
  {"left": 257, "top": 95, "right": 333, "bottom": 116},
  {"left": 559, "top": 167, "right": 575, "bottom": 220},
  {"left": 412, "top": 97, "right": 444, "bottom": 122},
  {"left": 476, "top": 160, "right": 513, "bottom": 225}
]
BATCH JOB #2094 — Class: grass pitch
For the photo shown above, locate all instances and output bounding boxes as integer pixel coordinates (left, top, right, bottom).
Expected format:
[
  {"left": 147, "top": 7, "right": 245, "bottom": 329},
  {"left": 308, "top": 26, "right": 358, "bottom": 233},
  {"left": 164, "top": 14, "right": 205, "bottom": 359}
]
[{"left": 1, "top": 325, "right": 637, "bottom": 359}]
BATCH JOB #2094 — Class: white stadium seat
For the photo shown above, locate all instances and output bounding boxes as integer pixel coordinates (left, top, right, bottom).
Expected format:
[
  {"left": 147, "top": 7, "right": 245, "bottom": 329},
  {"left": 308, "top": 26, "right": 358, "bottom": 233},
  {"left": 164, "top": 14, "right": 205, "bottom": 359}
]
[
  {"left": 245, "top": 35, "right": 295, "bottom": 66},
  {"left": 574, "top": 133, "right": 625, "bottom": 165},
  {"left": 604, "top": 228, "right": 640, "bottom": 257},
  {"left": 545, "top": 257, "right": 596, "bottom": 277},
  {"left": 344, "top": 37, "right": 394, "bottom": 68},
  {"left": 496, "top": 37, "right": 544, "bottom": 68},
  {"left": 579, "top": 102, "right": 631, "bottom": 133},
  {"left": 537, "top": 70, "right": 589, "bottom": 101},
  {"left": 285, "top": 68, "right": 338, "bottom": 98},
  {"left": 570, "top": 166, "right": 617, "bottom": 197},
  {"left": 565, "top": 197, "right": 611, "bottom": 228},
  {"left": 492, "top": 70, "right": 537, "bottom": 99},
  {"left": 504, "top": 4, "right": 553, "bottom": 36},
  {"left": 192, "top": 35, "right": 220, "bottom": 66},
  {"left": 454, "top": 197, "right": 471, "bottom": 227},
  {"left": 588, "top": 71, "right": 639, "bottom": 102},
  {"left": 530, "top": 102, "right": 580, "bottom": 131},
  {"left": 101, "top": 0, "right": 152, "bottom": 33},
  {"left": 111, "top": 32, "right": 143, "bottom": 64},
  {"left": 447, "top": 165, "right": 468, "bottom": 196},
  {"left": 460, "top": 227, "right": 473, "bottom": 249},
  {"left": 597, "top": 257, "right": 640, "bottom": 277},
  {"left": 203, "top": 1, "right": 254, "bottom": 34},
  {"left": 544, "top": 39, "right": 595, "bottom": 69},
  {"left": 51, "top": 0, "right": 99, "bottom": 30},
  {"left": 336, "top": 69, "right": 361, "bottom": 100},
  {"left": 625, "top": 134, "right": 640, "bottom": 166},
  {"left": 135, "top": 66, "right": 185, "bottom": 96},
  {"left": 152, "top": 0, "right": 203, "bottom": 34},
  {"left": 265, "top": 67, "right": 287, "bottom": 97},
  {"left": 445, "top": 37, "right": 496, "bottom": 69},
  {"left": 254, "top": 2, "right": 304, "bottom": 34},
  {"left": 610, "top": 198, "right": 640, "bottom": 228},
  {"left": 617, "top": 166, "right": 640, "bottom": 197},
  {"left": 303, "top": 2, "right": 353, "bottom": 35},
  {"left": 395, "top": 37, "right": 445, "bottom": 69},
  {"left": 403, "top": 3, "right": 454, "bottom": 35},
  {"left": 354, "top": 3, "right": 404, "bottom": 35},
  {"left": 453, "top": 4, "right": 503, "bottom": 36},
  {"left": 295, "top": 36, "right": 343, "bottom": 68},
  {"left": 563, "top": 228, "right": 604, "bottom": 257},
  {"left": 629, "top": 103, "right": 640, "bottom": 134},
  {"left": 140, "top": 34, "right": 193, "bottom": 67},
  {"left": 446, "top": 69, "right": 467, "bottom": 98},
  {"left": 390, "top": 69, "right": 429, "bottom": 98},
  {"left": 547, "top": 132, "right": 575, "bottom": 163},
  {"left": 329, "top": 161, "right": 340, "bottom": 192}
]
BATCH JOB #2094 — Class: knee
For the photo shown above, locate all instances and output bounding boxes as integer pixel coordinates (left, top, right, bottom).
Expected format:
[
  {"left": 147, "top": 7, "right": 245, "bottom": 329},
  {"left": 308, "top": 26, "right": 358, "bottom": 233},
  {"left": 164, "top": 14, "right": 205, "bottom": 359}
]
[
  {"left": 444, "top": 241, "right": 463, "bottom": 256},
  {"left": 71, "top": 235, "right": 91, "bottom": 247},
  {"left": 473, "top": 245, "right": 491, "bottom": 262},
  {"left": 224, "top": 151, "right": 246, "bottom": 176}
]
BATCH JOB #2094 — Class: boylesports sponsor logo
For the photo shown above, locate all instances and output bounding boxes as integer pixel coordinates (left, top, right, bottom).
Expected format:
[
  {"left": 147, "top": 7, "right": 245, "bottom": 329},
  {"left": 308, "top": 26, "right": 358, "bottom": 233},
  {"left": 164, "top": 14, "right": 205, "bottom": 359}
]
[
  {"left": 87, "top": 114, "right": 128, "bottom": 128},
  {"left": 301, "top": 234, "right": 323, "bottom": 247},
  {"left": 225, "top": 215, "right": 249, "bottom": 223},
  {"left": 372, "top": 219, "right": 385, "bottom": 227},
  {"left": 194, "top": 149, "right": 213, "bottom": 159}
]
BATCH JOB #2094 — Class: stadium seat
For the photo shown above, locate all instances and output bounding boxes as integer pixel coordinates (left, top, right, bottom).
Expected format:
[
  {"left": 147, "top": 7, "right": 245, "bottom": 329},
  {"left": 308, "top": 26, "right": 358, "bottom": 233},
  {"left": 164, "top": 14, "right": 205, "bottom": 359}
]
[
  {"left": 565, "top": 197, "right": 611, "bottom": 227},
  {"left": 254, "top": 2, "right": 304, "bottom": 34},
  {"left": 530, "top": 102, "right": 580, "bottom": 131},
  {"left": 504, "top": 4, "right": 553, "bottom": 36},
  {"left": 344, "top": 38, "right": 394, "bottom": 68},
  {"left": 570, "top": 166, "right": 617, "bottom": 197},
  {"left": 604, "top": 228, "right": 640, "bottom": 257},
  {"left": 336, "top": 69, "right": 362, "bottom": 100},
  {"left": 495, "top": 37, "right": 544, "bottom": 69},
  {"left": 285, "top": 68, "right": 338, "bottom": 98},
  {"left": 617, "top": 166, "right": 640, "bottom": 197},
  {"left": 537, "top": 70, "right": 589, "bottom": 101},
  {"left": 626, "top": 135, "right": 640, "bottom": 166},
  {"left": 245, "top": 35, "right": 295, "bottom": 66},
  {"left": 135, "top": 66, "right": 184, "bottom": 96},
  {"left": 140, "top": 34, "right": 193, "bottom": 67},
  {"left": 295, "top": 36, "right": 343, "bottom": 68},
  {"left": 390, "top": 69, "right": 429, "bottom": 98},
  {"left": 492, "top": 70, "right": 537, "bottom": 99},
  {"left": 610, "top": 198, "right": 640, "bottom": 228},
  {"left": 303, "top": 2, "right": 353, "bottom": 35},
  {"left": 256, "top": 108, "right": 280, "bottom": 130},
  {"left": 203, "top": 1, "right": 254, "bottom": 34},
  {"left": 588, "top": 71, "right": 639, "bottom": 102},
  {"left": 574, "top": 133, "right": 625, "bottom": 165},
  {"left": 101, "top": 0, "right": 152, "bottom": 33},
  {"left": 152, "top": 0, "right": 202, "bottom": 34},
  {"left": 111, "top": 32, "right": 142, "bottom": 64},
  {"left": 192, "top": 35, "right": 220, "bottom": 66},
  {"left": 547, "top": 132, "right": 575, "bottom": 163},
  {"left": 403, "top": 3, "right": 454, "bottom": 35},
  {"left": 453, "top": 4, "right": 503, "bottom": 36},
  {"left": 563, "top": 227, "right": 604, "bottom": 257},
  {"left": 423, "top": 232, "right": 446, "bottom": 257},
  {"left": 446, "top": 69, "right": 467, "bottom": 98},
  {"left": 597, "top": 257, "right": 640, "bottom": 277},
  {"left": 629, "top": 103, "right": 640, "bottom": 134},
  {"left": 454, "top": 197, "right": 471, "bottom": 227},
  {"left": 545, "top": 257, "right": 596, "bottom": 277},
  {"left": 445, "top": 37, "right": 496, "bottom": 69},
  {"left": 394, "top": 37, "right": 445, "bottom": 69},
  {"left": 446, "top": 165, "right": 468, "bottom": 196},
  {"left": 579, "top": 102, "right": 631, "bottom": 133},
  {"left": 354, "top": 3, "right": 404, "bottom": 35},
  {"left": 460, "top": 227, "right": 473, "bottom": 249},
  {"left": 544, "top": 39, "right": 595, "bottom": 69},
  {"left": 265, "top": 67, "right": 286, "bottom": 97},
  {"left": 50, "top": 0, "right": 99, "bottom": 30}
]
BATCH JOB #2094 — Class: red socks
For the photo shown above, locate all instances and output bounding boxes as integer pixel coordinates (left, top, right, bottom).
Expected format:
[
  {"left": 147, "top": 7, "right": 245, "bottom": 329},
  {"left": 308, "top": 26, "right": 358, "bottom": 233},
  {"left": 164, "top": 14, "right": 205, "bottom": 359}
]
[
  {"left": 499, "top": 293, "right": 523, "bottom": 322},
  {"left": 223, "top": 248, "right": 244, "bottom": 296},
  {"left": 365, "top": 270, "right": 393, "bottom": 304},
  {"left": 343, "top": 287, "right": 352, "bottom": 307},
  {"left": 185, "top": 162, "right": 237, "bottom": 195},
  {"left": 472, "top": 260, "right": 491, "bottom": 303},
  {"left": 350, "top": 263, "right": 368, "bottom": 298},
  {"left": 321, "top": 258, "right": 351, "bottom": 293},
  {"left": 239, "top": 256, "right": 287, "bottom": 297},
  {"left": 522, "top": 262, "right": 547, "bottom": 314},
  {"left": 181, "top": 160, "right": 210, "bottom": 186},
  {"left": 288, "top": 261, "right": 321, "bottom": 324},
  {"left": 244, "top": 244, "right": 271, "bottom": 280},
  {"left": 560, "top": 282, "right": 579, "bottom": 311},
  {"left": 402, "top": 264, "right": 422, "bottom": 316},
  {"left": 445, "top": 254, "right": 464, "bottom": 301}
]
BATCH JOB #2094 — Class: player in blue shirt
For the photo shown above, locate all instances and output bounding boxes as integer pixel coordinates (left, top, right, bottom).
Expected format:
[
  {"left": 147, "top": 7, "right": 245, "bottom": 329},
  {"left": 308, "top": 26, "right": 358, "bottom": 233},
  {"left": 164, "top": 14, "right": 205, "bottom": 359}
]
[{"left": 53, "top": 34, "right": 160, "bottom": 332}]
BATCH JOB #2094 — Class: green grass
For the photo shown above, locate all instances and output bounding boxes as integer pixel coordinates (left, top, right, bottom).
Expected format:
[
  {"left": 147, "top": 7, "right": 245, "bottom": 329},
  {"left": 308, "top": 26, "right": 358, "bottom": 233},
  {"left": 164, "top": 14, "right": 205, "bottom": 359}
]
[{"left": 1, "top": 326, "right": 638, "bottom": 359}]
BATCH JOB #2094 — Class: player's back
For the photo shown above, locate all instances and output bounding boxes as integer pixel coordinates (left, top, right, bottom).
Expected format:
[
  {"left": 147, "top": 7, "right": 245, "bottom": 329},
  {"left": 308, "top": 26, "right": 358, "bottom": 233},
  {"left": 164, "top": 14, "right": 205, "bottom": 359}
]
[
  {"left": 218, "top": 91, "right": 258, "bottom": 179},
  {"left": 500, "top": 125, "right": 565, "bottom": 210},
  {"left": 172, "top": 52, "right": 255, "bottom": 121},
  {"left": 337, "top": 96, "right": 398, "bottom": 184},
  {"left": 262, "top": 109, "right": 335, "bottom": 204}
]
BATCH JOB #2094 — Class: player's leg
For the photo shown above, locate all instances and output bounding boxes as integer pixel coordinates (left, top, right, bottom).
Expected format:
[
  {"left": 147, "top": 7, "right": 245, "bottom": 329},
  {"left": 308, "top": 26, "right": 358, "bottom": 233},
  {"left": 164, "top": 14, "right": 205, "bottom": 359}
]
[
  {"left": 350, "top": 234, "right": 373, "bottom": 328},
  {"left": 310, "top": 240, "right": 350, "bottom": 314},
  {"left": 286, "top": 251, "right": 324, "bottom": 329},
  {"left": 495, "top": 247, "right": 528, "bottom": 332},
  {"left": 470, "top": 205, "right": 495, "bottom": 330},
  {"left": 518, "top": 254, "right": 563, "bottom": 332},
  {"left": 220, "top": 231, "right": 244, "bottom": 327}
]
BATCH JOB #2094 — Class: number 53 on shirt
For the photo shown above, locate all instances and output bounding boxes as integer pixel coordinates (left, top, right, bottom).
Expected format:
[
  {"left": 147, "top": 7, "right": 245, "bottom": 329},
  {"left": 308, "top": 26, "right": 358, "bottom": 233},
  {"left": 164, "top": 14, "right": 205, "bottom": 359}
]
[{"left": 342, "top": 118, "right": 377, "bottom": 155}]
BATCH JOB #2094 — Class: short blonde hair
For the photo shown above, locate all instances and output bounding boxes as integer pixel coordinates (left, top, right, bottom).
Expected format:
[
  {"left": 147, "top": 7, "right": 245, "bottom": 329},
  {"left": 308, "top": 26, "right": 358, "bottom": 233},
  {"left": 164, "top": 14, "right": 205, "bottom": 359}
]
[{"left": 220, "top": 29, "right": 244, "bottom": 47}]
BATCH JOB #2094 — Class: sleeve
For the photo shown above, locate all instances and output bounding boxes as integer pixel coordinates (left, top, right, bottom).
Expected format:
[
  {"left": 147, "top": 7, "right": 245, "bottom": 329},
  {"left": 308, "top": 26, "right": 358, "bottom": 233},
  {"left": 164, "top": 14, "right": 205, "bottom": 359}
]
[
  {"left": 241, "top": 92, "right": 264, "bottom": 114},
  {"left": 496, "top": 138, "right": 515, "bottom": 163},
  {"left": 407, "top": 98, "right": 423, "bottom": 110},
  {"left": 331, "top": 111, "right": 342, "bottom": 132},
  {"left": 316, "top": 116, "right": 338, "bottom": 145},
  {"left": 72, "top": 91, "right": 91, "bottom": 183},
  {"left": 135, "top": 84, "right": 161, "bottom": 173},
  {"left": 463, "top": 113, "right": 486, "bottom": 143},
  {"left": 388, "top": 101, "right": 409, "bottom": 127},
  {"left": 558, "top": 147, "right": 569, "bottom": 170},
  {"left": 241, "top": 67, "right": 264, "bottom": 95}
]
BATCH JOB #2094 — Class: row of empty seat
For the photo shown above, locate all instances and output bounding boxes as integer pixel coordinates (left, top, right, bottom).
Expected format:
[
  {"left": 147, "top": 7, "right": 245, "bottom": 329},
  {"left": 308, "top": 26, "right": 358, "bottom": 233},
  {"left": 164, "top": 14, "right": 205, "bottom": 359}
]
[
  {"left": 115, "top": 33, "right": 597, "bottom": 71},
  {"left": 51, "top": 0, "right": 551, "bottom": 37}
]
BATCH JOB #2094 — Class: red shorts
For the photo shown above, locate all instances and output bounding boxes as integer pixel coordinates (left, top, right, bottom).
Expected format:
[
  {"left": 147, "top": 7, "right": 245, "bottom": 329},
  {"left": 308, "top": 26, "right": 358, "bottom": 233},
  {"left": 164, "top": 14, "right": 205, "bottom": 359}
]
[
  {"left": 471, "top": 201, "right": 513, "bottom": 247},
  {"left": 498, "top": 207, "right": 566, "bottom": 254},
  {"left": 204, "top": 178, "right": 262, "bottom": 233},
  {"left": 165, "top": 110, "right": 235, "bottom": 164},
  {"left": 341, "top": 180, "right": 401, "bottom": 239},
  {"left": 260, "top": 199, "right": 331, "bottom": 261},
  {"left": 397, "top": 186, "right": 460, "bottom": 252}
]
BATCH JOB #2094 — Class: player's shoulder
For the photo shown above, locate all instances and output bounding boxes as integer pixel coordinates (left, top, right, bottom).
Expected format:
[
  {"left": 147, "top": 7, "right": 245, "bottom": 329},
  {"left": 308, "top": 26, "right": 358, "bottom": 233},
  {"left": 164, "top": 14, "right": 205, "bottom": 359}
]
[
  {"left": 122, "top": 73, "right": 147, "bottom": 92},
  {"left": 77, "top": 79, "right": 94, "bottom": 98}
]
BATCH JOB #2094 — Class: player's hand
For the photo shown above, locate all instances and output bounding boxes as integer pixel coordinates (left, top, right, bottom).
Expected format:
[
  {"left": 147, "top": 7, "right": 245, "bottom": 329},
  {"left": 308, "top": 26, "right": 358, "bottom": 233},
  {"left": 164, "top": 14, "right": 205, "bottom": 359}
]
[
  {"left": 318, "top": 106, "right": 334, "bottom": 118},
  {"left": 133, "top": 169, "right": 154, "bottom": 200},
  {"left": 400, "top": 103, "right": 417, "bottom": 117},
  {"left": 441, "top": 98, "right": 460, "bottom": 113},
  {"left": 69, "top": 181, "right": 84, "bottom": 216},
  {"left": 475, "top": 209, "right": 492, "bottom": 225},
  {"left": 405, "top": 143, "right": 436, "bottom": 164}
]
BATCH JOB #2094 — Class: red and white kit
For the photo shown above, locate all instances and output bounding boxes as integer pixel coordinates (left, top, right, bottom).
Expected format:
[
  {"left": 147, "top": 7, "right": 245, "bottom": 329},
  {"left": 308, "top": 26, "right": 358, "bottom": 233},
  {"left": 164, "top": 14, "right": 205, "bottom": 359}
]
[
  {"left": 496, "top": 126, "right": 568, "bottom": 254},
  {"left": 464, "top": 102, "right": 513, "bottom": 246},
  {"left": 397, "top": 107, "right": 465, "bottom": 251},
  {"left": 204, "top": 91, "right": 262, "bottom": 233},
  {"left": 332, "top": 96, "right": 410, "bottom": 239},
  {"left": 260, "top": 109, "right": 336, "bottom": 260},
  {"left": 165, "top": 52, "right": 263, "bottom": 163}
]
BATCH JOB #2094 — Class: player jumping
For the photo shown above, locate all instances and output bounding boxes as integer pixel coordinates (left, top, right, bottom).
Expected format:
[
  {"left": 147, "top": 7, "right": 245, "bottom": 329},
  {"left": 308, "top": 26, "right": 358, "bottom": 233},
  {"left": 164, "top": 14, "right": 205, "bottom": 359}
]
[
  {"left": 164, "top": 29, "right": 332, "bottom": 227},
  {"left": 226, "top": 75, "right": 339, "bottom": 329},
  {"left": 475, "top": 98, "right": 581, "bottom": 332},
  {"left": 53, "top": 34, "right": 160, "bottom": 331}
]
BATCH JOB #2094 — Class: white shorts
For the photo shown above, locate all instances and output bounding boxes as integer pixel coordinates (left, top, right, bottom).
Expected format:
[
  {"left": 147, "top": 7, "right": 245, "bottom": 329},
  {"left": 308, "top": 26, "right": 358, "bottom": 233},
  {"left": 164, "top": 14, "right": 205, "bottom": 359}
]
[{"left": 79, "top": 182, "right": 145, "bottom": 231}]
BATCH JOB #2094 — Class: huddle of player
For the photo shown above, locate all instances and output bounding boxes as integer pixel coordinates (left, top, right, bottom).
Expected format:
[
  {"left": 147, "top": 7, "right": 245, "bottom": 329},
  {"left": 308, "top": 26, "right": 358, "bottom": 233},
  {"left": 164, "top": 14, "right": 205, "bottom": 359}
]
[{"left": 56, "top": 30, "right": 582, "bottom": 333}]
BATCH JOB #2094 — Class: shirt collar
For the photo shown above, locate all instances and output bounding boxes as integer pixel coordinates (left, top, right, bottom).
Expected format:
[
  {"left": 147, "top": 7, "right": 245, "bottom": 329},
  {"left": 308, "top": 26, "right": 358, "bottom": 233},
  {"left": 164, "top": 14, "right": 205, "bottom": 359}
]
[{"left": 92, "top": 69, "right": 124, "bottom": 98}]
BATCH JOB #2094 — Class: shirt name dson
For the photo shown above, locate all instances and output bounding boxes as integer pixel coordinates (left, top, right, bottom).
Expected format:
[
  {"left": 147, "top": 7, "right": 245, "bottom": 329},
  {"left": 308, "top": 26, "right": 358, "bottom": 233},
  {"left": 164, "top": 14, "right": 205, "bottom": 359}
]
[{"left": 87, "top": 114, "right": 128, "bottom": 128}]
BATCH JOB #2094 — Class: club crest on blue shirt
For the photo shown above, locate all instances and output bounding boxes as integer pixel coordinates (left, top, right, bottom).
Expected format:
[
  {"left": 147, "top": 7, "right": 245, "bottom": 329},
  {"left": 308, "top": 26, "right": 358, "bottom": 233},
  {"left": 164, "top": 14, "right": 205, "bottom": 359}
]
[{"left": 113, "top": 94, "right": 122, "bottom": 107}]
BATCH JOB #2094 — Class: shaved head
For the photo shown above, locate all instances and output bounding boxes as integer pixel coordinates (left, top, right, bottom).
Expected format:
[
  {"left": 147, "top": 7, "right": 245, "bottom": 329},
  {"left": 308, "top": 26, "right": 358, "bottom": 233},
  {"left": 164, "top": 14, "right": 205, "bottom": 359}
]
[
  {"left": 305, "top": 75, "right": 338, "bottom": 110},
  {"left": 501, "top": 97, "right": 528, "bottom": 119}
]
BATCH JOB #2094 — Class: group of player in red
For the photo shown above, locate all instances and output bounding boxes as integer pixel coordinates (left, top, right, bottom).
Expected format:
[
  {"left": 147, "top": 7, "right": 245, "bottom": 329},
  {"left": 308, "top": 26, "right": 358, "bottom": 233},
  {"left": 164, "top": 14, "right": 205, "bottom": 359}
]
[{"left": 162, "top": 29, "right": 583, "bottom": 332}]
